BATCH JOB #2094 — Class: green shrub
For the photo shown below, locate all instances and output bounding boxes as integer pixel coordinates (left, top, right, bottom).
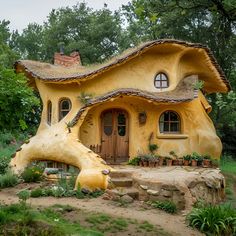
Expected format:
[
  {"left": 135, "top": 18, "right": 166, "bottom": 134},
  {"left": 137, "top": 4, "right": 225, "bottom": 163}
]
[
  {"left": 128, "top": 157, "right": 141, "bottom": 165},
  {"left": 0, "top": 156, "right": 10, "bottom": 174},
  {"left": 148, "top": 200, "right": 177, "bottom": 214},
  {"left": 0, "top": 171, "right": 18, "bottom": 188},
  {"left": 30, "top": 188, "right": 43, "bottom": 198},
  {"left": 21, "top": 165, "right": 43, "bottom": 182},
  {"left": 17, "top": 190, "right": 31, "bottom": 203},
  {"left": 187, "top": 204, "right": 236, "bottom": 235}
]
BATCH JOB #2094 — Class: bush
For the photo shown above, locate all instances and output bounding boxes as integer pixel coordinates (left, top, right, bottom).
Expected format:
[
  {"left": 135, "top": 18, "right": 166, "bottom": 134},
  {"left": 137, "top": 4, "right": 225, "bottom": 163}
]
[
  {"left": 30, "top": 188, "right": 43, "bottom": 198},
  {"left": 187, "top": 204, "right": 236, "bottom": 235},
  {"left": 0, "top": 156, "right": 10, "bottom": 174},
  {"left": 21, "top": 165, "right": 43, "bottom": 183},
  {"left": 128, "top": 157, "right": 141, "bottom": 165},
  {"left": 148, "top": 200, "right": 177, "bottom": 214},
  {"left": 0, "top": 171, "right": 18, "bottom": 188}
]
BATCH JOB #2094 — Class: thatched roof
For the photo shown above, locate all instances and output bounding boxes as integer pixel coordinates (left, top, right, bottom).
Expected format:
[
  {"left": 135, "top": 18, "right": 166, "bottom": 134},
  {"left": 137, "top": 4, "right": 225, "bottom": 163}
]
[
  {"left": 70, "top": 76, "right": 197, "bottom": 126},
  {"left": 15, "top": 39, "right": 230, "bottom": 92}
]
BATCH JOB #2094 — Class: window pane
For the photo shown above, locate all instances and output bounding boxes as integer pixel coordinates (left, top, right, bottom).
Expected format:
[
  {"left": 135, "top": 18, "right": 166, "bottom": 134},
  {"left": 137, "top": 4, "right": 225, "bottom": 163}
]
[
  {"left": 155, "top": 81, "right": 161, "bottom": 88},
  {"left": 47, "top": 101, "right": 52, "bottom": 125},
  {"left": 162, "top": 81, "right": 168, "bottom": 88},
  {"left": 61, "top": 100, "right": 70, "bottom": 110},
  {"left": 164, "top": 112, "right": 169, "bottom": 121},
  {"left": 170, "top": 122, "right": 180, "bottom": 132},
  {"left": 170, "top": 112, "right": 178, "bottom": 121},
  {"left": 118, "top": 113, "right": 126, "bottom": 125},
  {"left": 160, "top": 114, "right": 164, "bottom": 122},
  {"left": 104, "top": 126, "right": 112, "bottom": 136},
  {"left": 103, "top": 112, "right": 112, "bottom": 126},
  {"left": 160, "top": 122, "right": 164, "bottom": 133},
  {"left": 164, "top": 122, "right": 169, "bottom": 132},
  {"left": 118, "top": 126, "right": 126, "bottom": 136},
  {"left": 62, "top": 110, "right": 69, "bottom": 117}
]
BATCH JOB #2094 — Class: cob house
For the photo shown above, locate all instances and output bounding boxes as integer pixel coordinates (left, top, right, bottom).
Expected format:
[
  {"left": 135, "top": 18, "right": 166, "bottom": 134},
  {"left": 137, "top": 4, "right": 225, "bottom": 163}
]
[{"left": 10, "top": 40, "right": 230, "bottom": 190}]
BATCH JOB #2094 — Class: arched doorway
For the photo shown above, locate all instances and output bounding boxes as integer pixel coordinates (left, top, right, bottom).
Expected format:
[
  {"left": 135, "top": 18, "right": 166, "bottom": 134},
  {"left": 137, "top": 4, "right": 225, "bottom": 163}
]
[{"left": 101, "top": 109, "right": 129, "bottom": 164}]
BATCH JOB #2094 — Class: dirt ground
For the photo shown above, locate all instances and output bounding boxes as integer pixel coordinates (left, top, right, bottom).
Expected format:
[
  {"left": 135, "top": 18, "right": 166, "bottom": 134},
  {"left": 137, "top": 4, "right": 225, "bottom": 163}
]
[{"left": 0, "top": 183, "right": 203, "bottom": 236}]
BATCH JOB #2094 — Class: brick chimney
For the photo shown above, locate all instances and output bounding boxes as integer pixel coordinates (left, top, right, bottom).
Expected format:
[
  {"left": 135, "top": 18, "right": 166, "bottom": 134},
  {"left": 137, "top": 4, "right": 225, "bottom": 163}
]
[{"left": 54, "top": 51, "right": 82, "bottom": 67}]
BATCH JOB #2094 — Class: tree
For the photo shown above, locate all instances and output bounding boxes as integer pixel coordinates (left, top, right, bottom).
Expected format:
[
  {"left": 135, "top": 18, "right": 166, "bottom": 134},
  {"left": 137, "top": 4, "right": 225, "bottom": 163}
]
[{"left": 0, "top": 68, "right": 40, "bottom": 130}]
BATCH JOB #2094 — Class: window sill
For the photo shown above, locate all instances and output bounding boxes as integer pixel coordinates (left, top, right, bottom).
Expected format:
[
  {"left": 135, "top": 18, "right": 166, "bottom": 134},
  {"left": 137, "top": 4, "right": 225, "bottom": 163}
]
[{"left": 157, "top": 134, "right": 188, "bottom": 139}]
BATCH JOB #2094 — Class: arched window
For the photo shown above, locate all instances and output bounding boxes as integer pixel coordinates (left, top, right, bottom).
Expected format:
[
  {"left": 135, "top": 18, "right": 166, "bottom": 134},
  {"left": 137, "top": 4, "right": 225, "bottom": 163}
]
[
  {"left": 47, "top": 101, "right": 52, "bottom": 125},
  {"left": 159, "top": 111, "right": 180, "bottom": 133},
  {"left": 154, "top": 73, "right": 169, "bottom": 89},
  {"left": 59, "top": 98, "right": 72, "bottom": 121}
]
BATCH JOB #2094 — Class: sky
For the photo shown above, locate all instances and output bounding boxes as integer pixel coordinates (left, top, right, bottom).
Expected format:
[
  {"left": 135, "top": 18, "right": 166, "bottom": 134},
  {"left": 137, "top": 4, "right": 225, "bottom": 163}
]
[{"left": 0, "top": 0, "right": 130, "bottom": 32}]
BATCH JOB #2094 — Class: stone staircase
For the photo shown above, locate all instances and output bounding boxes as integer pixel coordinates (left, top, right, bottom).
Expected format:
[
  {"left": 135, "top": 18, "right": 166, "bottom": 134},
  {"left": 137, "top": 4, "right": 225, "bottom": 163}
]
[{"left": 106, "top": 169, "right": 139, "bottom": 201}]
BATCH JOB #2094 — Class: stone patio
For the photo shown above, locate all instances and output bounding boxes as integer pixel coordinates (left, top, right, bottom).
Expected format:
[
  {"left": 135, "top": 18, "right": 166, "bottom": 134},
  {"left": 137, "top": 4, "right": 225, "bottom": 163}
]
[{"left": 107, "top": 166, "right": 225, "bottom": 210}]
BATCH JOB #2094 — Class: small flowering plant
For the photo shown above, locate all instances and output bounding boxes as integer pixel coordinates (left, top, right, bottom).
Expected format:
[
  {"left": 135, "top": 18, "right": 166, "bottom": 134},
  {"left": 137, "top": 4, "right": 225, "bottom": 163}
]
[{"left": 21, "top": 165, "right": 44, "bottom": 183}]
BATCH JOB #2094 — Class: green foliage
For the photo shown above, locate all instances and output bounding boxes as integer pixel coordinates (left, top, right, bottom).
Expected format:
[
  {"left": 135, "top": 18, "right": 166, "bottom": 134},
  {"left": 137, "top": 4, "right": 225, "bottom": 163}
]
[
  {"left": 187, "top": 204, "right": 236, "bottom": 235},
  {"left": 128, "top": 157, "right": 141, "bottom": 165},
  {"left": 0, "top": 170, "right": 18, "bottom": 188},
  {"left": 0, "top": 156, "right": 10, "bottom": 174},
  {"left": 0, "top": 68, "right": 40, "bottom": 130},
  {"left": 148, "top": 200, "right": 177, "bottom": 214},
  {"left": 78, "top": 92, "right": 93, "bottom": 105},
  {"left": 193, "top": 80, "right": 204, "bottom": 90},
  {"left": 21, "top": 165, "right": 44, "bottom": 183},
  {"left": 148, "top": 144, "right": 158, "bottom": 153},
  {"left": 17, "top": 189, "right": 31, "bottom": 203}
]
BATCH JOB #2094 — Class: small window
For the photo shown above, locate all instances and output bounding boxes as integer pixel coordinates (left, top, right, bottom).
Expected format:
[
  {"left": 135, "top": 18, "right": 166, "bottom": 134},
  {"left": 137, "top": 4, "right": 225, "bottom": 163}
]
[
  {"left": 47, "top": 101, "right": 52, "bottom": 125},
  {"left": 117, "top": 113, "right": 126, "bottom": 136},
  {"left": 103, "top": 111, "right": 113, "bottom": 136},
  {"left": 159, "top": 111, "right": 180, "bottom": 133},
  {"left": 154, "top": 73, "right": 169, "bottom": 89},
  {"left": 59, "top": 98, "right": 71, "bottom": 121}
]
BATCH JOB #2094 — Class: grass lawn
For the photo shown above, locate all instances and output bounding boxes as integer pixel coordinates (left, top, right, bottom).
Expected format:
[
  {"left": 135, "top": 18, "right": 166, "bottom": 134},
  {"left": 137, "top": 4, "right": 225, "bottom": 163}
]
[
  {"left": 220, "top": 157, "right": 236, "bottom": 207},
  {"left": 0, "top": 203, "right": 170, "bottom": 236}
]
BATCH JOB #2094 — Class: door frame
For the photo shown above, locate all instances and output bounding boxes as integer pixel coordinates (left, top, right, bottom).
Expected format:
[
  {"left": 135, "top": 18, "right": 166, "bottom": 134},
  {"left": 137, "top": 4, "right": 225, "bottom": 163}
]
[{"left": 100, "top": 108, "right": 130, "bottom": 163}]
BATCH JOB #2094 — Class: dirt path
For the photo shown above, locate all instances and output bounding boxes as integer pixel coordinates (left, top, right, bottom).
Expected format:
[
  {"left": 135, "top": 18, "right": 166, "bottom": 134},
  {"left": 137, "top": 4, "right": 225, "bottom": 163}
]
[{"left": 0, "top": 185, "right": 202, "bottom": 236}]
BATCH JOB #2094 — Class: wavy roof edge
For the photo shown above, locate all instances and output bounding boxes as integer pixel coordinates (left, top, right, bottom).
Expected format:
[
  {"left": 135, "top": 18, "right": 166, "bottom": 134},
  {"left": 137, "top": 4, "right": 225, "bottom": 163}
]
[{"left": 15, "top": 39, "right": 231, "bottom": 92}]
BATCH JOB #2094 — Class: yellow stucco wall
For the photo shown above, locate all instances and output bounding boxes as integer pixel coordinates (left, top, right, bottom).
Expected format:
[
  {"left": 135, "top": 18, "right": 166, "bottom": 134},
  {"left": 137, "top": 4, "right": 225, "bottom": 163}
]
[{"left": 79, "top": 95, "right": 221, "bottom": 159}]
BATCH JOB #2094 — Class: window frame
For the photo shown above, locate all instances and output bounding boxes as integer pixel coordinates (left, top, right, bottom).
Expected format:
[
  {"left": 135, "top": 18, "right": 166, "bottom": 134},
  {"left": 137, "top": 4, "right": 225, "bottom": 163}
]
[
  {"left": 47, "top": 100, "right": 52, "bottom": 125},
  {"left": 154, "top": 72, "right": 169, "bottom": 89},
  {"left": 58, "top": 98, "right": 72, "bottom": 121},
  {"left": 159, "top": 110, "right": 181, "bottom": 134}
]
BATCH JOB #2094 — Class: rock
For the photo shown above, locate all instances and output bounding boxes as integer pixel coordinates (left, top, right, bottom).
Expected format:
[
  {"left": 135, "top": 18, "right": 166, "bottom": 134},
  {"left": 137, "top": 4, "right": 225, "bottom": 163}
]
[
  {"left": 120, "top": 194, "right": 134, "bottom": 203},
  {"left": 102, "top": 169, "right": 110, "bottom": 175},
  {"left": 160, "top": 189, "right": 172, "bottom": 197},
  {"left": 81, "top": 188, "right": 90, "bottom": 194},
  {"left": 147, "top": 189, "right": 159, "bottom": 196},
  {"left": 102, "top": 193, "right": 112, "bottom": 200},
  {"left": 140, "top": 185, "right": 148, "bottom": 190}
]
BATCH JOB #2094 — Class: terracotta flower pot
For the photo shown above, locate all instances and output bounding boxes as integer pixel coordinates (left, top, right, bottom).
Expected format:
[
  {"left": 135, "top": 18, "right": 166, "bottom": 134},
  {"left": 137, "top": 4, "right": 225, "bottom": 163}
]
[
  {"left": 155, "top": 160, "right": 160, "bottom": 167},
  {"left": 191, "top": 160, "right": 197, "bottom": 167},
  {"left": 149, "top": 162, "right": 155, "bottom": 168},
  {"left": 159, "top": 158, "right": 164, "bottom": 166},
  {"left": 184, "top": 160, "right": 189, "bottom": 166},
  {"left": 166, "top": 159, "right": 172, "bottom": 166},
  {"left": 172, "top": 160, "right": 179, "bottom": 166},
  {"left": 139, "top": 161, "right": 143, "bottom": 167},
  {"left": 143, "top": 161, "right": 148, "bottom": 167},
  {"left": 179, "top": 160, "right": 183, "bottom": 166},
  {"left": 203, "top": 159, "right": 211, "bottom": 167}
]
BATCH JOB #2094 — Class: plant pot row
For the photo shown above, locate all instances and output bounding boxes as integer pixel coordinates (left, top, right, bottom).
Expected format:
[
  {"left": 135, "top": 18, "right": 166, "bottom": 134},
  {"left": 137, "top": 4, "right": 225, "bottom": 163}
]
[{"left": 139, "top": 158, "right": 213, "bottom": 168}]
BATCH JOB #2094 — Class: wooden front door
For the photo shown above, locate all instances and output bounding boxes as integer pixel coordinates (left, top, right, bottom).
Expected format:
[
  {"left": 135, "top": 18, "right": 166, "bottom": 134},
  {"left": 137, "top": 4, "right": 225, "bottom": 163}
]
[{"left": 101, "top": 109, "right": 129, "bottom": 164}]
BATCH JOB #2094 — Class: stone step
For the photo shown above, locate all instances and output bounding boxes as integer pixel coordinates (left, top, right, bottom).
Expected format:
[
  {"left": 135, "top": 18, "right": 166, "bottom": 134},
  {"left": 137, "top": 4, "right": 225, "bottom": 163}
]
[
  {"left": 109, "top": 170, "right": 135, "bottom": 178},
  {"left": 110, "top": 178, "right": 133, "bottom": 187},
  {"left": 106, "top": 187, "right": 139, "bottom": 200}
]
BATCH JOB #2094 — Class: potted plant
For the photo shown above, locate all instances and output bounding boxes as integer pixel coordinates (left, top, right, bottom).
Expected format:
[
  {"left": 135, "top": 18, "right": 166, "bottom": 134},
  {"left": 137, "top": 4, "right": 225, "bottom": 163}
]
[
  {"left": 197, "top": 155, "right": 203, "bottom": 166},
  {"left": 165, "top": 156, "right": 172, "bottom": 166},
  {"left": 178, "top": 157, "right": 183, "bottom": 166},
  {"left": 183, "top": 155, "right": 191, "bottom": 166},
  {"left": 191, "top": 152, "right": 199, "bottom": 167},
  {"left": 159, "top": 156, "right": 164, "bottom": 166},
  {"left": 202, "top": 155, "right": 211, "bottom": 167},
  {"left": 149, "top": 156, "right": 156, "bottom": 167},
  {"left": 169, "top": 151, "right": 179, "bottom": 165}
]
